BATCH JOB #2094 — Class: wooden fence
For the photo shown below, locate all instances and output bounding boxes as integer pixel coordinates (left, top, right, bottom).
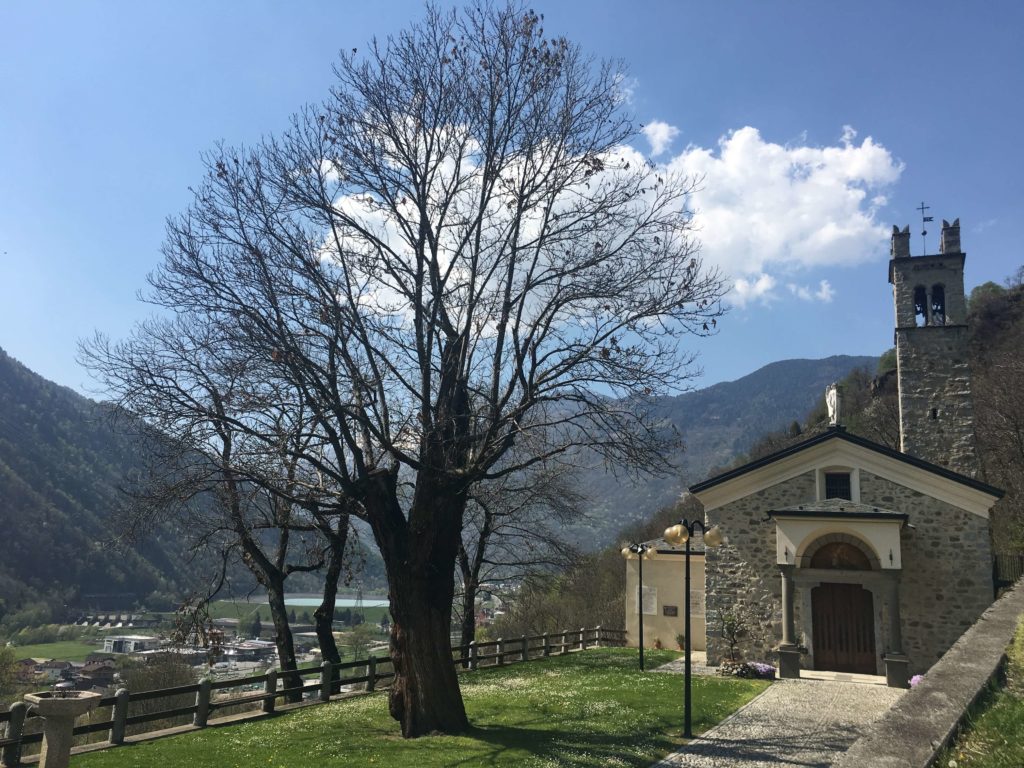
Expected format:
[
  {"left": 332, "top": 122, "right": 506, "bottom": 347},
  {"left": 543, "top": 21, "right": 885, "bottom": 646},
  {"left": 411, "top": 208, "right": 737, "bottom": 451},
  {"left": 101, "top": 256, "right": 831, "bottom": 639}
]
[
  {"left": 0, "top": 626, "right": 625, "bottom": 766},
  {"left": 994, "top": 553, "right": 1024, "bottom": 596}
]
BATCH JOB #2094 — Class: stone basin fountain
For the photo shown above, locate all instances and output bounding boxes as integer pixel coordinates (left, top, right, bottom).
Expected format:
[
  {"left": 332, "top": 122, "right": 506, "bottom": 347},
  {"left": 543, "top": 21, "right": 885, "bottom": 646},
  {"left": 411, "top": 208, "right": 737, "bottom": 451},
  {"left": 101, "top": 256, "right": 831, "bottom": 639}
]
[{"left": 24, "top": 689, "right": 102, "bottom": 768}]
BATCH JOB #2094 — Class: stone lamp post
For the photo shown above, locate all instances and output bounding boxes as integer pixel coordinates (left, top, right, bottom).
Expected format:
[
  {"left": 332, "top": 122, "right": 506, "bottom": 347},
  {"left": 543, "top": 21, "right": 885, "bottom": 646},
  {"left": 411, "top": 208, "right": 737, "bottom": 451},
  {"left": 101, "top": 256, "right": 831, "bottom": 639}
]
[{"left": 23, "top": 689, "right": 102, "bottom": 768}]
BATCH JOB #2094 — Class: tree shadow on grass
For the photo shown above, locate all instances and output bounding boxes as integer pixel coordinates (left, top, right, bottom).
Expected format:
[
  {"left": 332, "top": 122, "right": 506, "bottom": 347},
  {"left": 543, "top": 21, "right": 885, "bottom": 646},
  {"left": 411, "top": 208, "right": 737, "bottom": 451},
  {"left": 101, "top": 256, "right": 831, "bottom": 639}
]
[
  {"left": 664, "top": 730, "right": 861, "bottom": 768},
  {"left": 443, "top": 722, "right": 680, "bottom": 767}
]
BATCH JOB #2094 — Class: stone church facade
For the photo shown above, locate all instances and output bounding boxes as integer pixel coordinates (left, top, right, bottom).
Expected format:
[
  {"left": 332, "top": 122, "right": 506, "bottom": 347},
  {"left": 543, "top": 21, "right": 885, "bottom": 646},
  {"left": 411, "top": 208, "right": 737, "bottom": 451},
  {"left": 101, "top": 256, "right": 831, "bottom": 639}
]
[{"left": 695, "top": 219, "right": 1002, "bottom": 686}]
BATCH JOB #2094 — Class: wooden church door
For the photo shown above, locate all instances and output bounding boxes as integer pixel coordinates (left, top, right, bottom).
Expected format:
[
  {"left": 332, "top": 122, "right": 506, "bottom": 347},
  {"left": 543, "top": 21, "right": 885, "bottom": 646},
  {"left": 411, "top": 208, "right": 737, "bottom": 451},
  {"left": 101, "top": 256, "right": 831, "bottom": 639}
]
[{"left": 811, "top": 583, "right": 876, "bottom": 674}]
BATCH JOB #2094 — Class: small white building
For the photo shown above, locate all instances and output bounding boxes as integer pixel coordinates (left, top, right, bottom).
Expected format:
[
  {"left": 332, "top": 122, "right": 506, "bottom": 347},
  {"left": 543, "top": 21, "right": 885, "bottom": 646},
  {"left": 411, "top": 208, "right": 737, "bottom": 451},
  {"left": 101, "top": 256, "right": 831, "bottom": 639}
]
[
  {"left": 103, "top": 635, "right": 161, "bottom": 654},
  {"left": 624, "top": 533, "right": 706, "bottom": 652}
]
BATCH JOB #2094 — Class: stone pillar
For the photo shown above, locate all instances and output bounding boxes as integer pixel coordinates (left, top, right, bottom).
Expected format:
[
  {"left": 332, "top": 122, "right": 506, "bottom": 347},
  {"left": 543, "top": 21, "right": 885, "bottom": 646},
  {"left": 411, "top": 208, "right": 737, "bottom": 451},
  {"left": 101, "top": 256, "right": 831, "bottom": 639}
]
[
  {"left": 886, "top": 574, "right": 904, "bottom": 653},
  {"left": 108, "top": 688, "right": 129, "bottom": 745},
  {"left": 319, "top": 660, "right": 333, "bottom": 702},
  {"left": 262, "top": 670, "right": 277, "bottom": 713},
  {"left": 366, "top": 656, "right": 377, "bottom": 693},
  {"left": 193, "top": 678, "right": 211, "bottom": 727},
  {"left": 780, "top": 565, "right": 796, "bottom": 645},
  {"left": 775, "top": 564, "right": 805, "bottom": 679},
  {"left": 883, "top": 573, "right": 910, "bottom": 688},
  {"left": 1, "top": 701, "right": 27, "bottom": 768}
]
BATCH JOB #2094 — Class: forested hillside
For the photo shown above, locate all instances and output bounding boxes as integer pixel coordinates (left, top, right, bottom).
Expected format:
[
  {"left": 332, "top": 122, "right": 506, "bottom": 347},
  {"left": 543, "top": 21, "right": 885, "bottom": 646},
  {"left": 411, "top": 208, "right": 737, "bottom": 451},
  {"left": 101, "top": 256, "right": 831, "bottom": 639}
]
[{"left": 0, "top": 348, "right": 190, "bottom": 624}]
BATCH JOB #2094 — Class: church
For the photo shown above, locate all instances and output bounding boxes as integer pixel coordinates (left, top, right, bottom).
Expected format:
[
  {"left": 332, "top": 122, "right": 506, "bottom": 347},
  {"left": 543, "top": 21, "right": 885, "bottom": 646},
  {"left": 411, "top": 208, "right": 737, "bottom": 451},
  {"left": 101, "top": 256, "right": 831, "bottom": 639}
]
[{"left": 626, "top": 218, "right": 1003, "bottom": 687}]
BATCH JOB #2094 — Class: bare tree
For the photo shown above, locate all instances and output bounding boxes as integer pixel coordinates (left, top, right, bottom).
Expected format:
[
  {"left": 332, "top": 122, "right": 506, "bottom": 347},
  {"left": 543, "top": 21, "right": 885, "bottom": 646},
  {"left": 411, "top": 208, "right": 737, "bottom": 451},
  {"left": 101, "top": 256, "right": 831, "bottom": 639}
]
[
  {"left": 104, "top": 4, "right": 723, "bottom": 736},
  {"left": 81, "top": 319, "right": 351, "bottom": 701},
  {"left": 456, "top": 466, "right": 585, "bottom": 649}
]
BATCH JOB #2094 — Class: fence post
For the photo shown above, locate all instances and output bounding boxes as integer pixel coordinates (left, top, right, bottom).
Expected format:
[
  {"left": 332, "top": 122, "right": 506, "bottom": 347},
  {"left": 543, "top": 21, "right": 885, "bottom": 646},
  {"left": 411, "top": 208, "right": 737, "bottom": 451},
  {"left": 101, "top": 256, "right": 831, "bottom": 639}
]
[
  {"left": 1, "top": 700, "right": 26, "bottom": 768},
  {"left": 319, "top": 660, "right": 333, "bottom": 702},
  {"left": 580, "top": 627, "right": 587, "bottom": 650},
  {"left": 366, "top": 655, "right": 377, "bottom": 692},
  {"left": 595, "top": 625, "right": 603, "bottom": 648},
  {"left": 520, "top": 635, "right": 528, "bottom": 662},
  {"left": 543, "top": 632, "right": 550, "bottom": 658},
  {"left": 561, "top": 629, "right": 569, "bottom": 655},
  {"left": 468, "top": 641, "right": 478, "bottom": 671},
  {"left": 497, "top": 638, "right": 505, "bottom": 666},
  {"left": 108, "top": 687, "right": 129, "bottom": 745},
  {"left": 262, "top": 670, "right": 278, "bottom": 714},
  {"left": 193, "top": 678, "right": 211, "bottom": 727}
]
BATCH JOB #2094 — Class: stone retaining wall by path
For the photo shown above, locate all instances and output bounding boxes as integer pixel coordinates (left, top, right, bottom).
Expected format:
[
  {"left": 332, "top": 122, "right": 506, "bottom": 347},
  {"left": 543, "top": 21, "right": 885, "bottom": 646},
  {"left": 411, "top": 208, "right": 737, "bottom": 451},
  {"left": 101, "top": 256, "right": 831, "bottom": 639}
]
[{"left": 834, "top": 581, "right": 1024, "bottom": 768}]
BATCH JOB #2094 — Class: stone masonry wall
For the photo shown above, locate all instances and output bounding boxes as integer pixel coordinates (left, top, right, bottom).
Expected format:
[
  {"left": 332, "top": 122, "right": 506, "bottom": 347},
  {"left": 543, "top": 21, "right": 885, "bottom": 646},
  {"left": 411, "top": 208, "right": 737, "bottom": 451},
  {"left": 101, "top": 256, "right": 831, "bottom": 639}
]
[
  {"left": 704, "top": 471, "right": 817, "bottom": 664},
  {"left": 858, "top": 471, "right": 992, "bottom": 674},
  {"left": 890, "top": 254, "right": 968, "bottom": 328},
  {"left": 704, "top": 468, "right": 993, "bottom": 674},
  {"left": 895, "top": 324, "right": 978, "bottom": 476}
]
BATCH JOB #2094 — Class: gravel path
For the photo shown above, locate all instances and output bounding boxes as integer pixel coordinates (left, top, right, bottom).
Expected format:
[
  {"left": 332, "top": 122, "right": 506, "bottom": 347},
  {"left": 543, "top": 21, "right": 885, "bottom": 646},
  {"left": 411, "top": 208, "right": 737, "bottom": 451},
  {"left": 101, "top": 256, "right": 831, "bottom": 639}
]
[{"left": 652, "top": 678, "right": 905, "bottom": 768}]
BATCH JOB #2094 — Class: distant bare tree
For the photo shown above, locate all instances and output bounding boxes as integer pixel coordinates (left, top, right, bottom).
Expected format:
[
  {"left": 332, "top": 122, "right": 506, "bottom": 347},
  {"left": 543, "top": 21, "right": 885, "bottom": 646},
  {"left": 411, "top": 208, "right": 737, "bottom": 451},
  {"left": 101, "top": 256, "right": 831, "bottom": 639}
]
[
  {"left": 81, "top": 320, "right": 351, "bottom": 702},
  {"left": 456, "top": 466, "right": 585, "bottom": 649}
]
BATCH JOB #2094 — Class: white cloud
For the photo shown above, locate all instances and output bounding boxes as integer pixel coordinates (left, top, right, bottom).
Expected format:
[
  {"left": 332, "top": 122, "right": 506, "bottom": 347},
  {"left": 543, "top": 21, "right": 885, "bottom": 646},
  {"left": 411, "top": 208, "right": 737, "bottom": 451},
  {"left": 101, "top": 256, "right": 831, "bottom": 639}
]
[
  {"left": 787, "top": 279, "right": 835, "bottom": 303},
  {"left": 732, "top": 273, "right": 777, "bottom": 307},
  {"left": 663, "top": 125, "right": 903, "bottom": 306},
  {"left": 642, "top": 120, "right": 680, "bottom": 157}
]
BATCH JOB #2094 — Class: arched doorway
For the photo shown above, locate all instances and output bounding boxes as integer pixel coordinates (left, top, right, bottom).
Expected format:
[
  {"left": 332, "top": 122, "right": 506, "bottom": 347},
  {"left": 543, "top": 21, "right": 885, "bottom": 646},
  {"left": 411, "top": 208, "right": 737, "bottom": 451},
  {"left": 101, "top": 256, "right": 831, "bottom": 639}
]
[{"left": 809, "top": 542, "right": 877, "bottom": 674}]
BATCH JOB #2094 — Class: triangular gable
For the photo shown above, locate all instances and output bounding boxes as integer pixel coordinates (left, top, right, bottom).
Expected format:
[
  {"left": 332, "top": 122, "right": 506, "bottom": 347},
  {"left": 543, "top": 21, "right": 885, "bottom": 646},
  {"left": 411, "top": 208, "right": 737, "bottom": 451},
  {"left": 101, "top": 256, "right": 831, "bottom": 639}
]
[{"left": 690, "top": 428, "right": 1002, "bottom": 518}]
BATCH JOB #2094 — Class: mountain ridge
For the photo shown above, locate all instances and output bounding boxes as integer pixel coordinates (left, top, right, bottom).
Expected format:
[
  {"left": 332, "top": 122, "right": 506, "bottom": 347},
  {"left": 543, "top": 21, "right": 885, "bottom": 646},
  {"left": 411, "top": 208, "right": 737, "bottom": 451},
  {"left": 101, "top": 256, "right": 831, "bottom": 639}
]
[
  {"left": 570, "top": 353, "right": 878, "bottom": 542},
  {"left": 0, "top": 345, "right": 877, "bottom": 618}
]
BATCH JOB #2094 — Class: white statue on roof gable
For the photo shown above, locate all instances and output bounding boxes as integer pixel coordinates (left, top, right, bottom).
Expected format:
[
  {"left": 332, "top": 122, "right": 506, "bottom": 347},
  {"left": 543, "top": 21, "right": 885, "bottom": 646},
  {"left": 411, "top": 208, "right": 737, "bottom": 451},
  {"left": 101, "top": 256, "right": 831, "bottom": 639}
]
[{"left": 826, "top": 383, "right": 842, "bottom": 427}]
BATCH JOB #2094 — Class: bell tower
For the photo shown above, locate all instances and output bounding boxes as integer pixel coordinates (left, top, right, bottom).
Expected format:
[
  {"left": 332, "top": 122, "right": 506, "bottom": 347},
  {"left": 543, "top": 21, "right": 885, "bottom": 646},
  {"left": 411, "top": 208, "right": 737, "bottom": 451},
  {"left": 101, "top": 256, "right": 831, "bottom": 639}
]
[{"left": 888, "top": 218, "right": 977, "bottom": 475}]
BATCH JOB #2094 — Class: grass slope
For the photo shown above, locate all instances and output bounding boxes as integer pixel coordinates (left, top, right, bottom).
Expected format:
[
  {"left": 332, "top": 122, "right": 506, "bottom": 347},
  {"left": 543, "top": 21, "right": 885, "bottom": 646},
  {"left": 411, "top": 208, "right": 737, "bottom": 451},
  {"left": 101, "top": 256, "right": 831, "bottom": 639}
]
[
  {"left": 75, "top": 648, "right": 768, "bottom": 768},
  {"left": 941, "top": 617, "right": 1024, "bottom": 768},
  {"left": 12, "top": 640, "right": 100, "bottom": 662}
]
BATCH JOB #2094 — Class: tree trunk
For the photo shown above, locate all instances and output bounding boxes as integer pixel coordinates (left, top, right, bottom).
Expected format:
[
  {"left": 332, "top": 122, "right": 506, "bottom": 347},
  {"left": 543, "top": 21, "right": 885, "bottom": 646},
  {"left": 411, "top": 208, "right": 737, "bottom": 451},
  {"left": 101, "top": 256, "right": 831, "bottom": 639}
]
[
  {"left": 315, "top": 517, "right": 348, "bottom": 693},
  {"left": 265, "top": 578, "right": 303, "bottom": 703},
  {"left": 459, "top": 578, "right": 477, "bottom": 654},
  {"left": 365, "top": 469, "right": 469, "bottom": 737},
  {"left": 387, "top": 569, "right": 468, "bottom": 736}
]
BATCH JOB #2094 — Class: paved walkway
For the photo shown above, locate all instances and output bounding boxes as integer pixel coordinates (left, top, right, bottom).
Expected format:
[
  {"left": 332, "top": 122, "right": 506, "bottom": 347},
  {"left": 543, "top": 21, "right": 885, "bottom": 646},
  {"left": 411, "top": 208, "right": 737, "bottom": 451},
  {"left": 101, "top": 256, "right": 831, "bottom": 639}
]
[{"left": 652, "top": 674, "right": 905, "bottom": 768}]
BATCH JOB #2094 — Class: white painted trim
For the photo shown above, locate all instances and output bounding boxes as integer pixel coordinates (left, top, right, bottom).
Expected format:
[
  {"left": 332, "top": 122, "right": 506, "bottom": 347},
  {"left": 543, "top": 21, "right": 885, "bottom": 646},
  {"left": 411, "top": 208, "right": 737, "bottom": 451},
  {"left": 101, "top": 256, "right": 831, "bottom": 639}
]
[{"left": 696, "top": 438, "right": 996, "bottom": 518}]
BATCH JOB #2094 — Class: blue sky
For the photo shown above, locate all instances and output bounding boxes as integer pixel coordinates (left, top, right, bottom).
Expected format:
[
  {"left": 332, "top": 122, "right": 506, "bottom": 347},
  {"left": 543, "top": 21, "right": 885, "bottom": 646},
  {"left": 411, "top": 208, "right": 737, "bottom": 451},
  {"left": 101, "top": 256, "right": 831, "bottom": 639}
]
[{"left": 2, "top": 1, "right": 1022, "bottom": 396}]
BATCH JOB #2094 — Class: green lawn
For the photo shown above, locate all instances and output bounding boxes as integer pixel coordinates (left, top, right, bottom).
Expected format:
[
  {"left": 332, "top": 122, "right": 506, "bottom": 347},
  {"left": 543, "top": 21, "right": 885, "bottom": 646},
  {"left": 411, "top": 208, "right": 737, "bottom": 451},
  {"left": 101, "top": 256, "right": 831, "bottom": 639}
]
[
  {"left": 73, "top": 648, "right": 769, "bottom": 768},
  {"left": 940, "top": 618, "right": 1024, "bottom": 768},
  {"left": 12, "top": 640, "right": 100, "bottom": 662}
]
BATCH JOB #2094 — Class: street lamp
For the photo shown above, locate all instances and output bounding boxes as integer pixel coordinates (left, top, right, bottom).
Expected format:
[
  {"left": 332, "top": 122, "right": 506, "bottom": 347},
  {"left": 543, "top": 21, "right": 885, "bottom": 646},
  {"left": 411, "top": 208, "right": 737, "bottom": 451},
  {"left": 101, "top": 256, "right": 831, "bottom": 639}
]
[
  {"left": 620, "top": 542, "right": 654, "bottom": 670},
  {"left": 663, "top": 519, "right": 724, "bottom": 739}
]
